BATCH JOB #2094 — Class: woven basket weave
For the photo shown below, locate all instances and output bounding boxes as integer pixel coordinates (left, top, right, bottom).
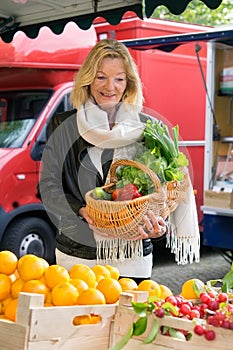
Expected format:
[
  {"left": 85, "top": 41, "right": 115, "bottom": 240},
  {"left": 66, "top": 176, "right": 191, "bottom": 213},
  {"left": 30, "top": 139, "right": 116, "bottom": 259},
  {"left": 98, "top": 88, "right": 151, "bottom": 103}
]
[{"left": 85, "top": 159, "right": 188, "bottom": 239}]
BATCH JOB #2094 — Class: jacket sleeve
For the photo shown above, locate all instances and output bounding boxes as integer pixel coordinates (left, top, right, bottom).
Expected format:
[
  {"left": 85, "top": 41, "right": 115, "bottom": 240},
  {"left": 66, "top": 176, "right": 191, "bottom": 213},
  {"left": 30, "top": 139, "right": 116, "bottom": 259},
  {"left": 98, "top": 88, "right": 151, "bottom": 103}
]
[{"left": 39, "top": 111, "right": 85, "bottom": 229}]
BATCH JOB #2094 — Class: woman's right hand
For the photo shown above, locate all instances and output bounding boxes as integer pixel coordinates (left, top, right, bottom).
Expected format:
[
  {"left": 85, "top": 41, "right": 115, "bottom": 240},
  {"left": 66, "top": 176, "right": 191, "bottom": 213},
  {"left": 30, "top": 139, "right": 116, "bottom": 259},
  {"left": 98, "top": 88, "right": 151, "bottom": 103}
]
[{"left": 78, "top": 206, "right": 93, "bottom": 225}]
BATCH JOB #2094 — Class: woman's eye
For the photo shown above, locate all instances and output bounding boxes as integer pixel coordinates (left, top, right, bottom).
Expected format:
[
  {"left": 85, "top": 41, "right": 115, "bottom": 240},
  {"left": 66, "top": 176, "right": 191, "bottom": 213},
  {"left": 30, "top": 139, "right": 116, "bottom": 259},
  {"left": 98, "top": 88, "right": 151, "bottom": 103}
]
[{"left": 96, "top": 76, "right": 105, "bottom": 80}]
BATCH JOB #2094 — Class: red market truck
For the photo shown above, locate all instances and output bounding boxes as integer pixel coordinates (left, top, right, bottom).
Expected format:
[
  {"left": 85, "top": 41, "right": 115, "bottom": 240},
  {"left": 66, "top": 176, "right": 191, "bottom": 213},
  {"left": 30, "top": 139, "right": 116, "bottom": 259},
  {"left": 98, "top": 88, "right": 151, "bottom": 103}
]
[
  {"left": 0, "top": 14, "right": 210, "bottom": 263},
  {"left": 0, "top": 22, "right": 97, "bottom": 263}
]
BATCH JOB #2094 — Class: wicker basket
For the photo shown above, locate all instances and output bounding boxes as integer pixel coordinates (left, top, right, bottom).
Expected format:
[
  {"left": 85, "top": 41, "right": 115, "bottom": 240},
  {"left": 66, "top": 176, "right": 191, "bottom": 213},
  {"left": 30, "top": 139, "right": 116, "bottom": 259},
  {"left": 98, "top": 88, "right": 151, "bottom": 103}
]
[
  {"left": 86, "top": 159, "right": 188, "bottom": 239},
  {"left": 166, "top": 173, "right": 189, "bottom": 213}
]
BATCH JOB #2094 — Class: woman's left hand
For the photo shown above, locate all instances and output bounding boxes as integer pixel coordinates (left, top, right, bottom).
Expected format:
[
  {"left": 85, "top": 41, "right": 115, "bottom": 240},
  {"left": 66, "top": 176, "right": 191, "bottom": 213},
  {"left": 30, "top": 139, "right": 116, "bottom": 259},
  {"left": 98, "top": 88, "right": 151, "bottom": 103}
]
[{"left": 137, "top": 210, "right": 167, "bottom": 239}]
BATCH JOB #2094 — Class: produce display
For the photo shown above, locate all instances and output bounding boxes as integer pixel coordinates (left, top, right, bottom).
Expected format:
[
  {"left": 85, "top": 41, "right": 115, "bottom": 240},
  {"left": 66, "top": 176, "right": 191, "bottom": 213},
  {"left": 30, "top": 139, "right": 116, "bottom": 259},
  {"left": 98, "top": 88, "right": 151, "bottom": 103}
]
[
  {"left": 1, "top": 250, "right": 232, "bottom": 350},
  {"left": 0, "top": 250, "right": 170, "bottom": 323},
  {"left": 92, "top": 119, "right": 189, "bottom": 201},
  {"left": 111, "top": 267, "right": 233, "bottom": 350}
]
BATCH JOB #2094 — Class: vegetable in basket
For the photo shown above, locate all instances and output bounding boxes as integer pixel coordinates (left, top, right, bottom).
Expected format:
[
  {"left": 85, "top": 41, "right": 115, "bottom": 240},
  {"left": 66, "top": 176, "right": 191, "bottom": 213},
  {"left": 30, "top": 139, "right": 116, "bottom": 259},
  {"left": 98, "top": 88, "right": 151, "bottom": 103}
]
[
  {"left": 92, "top": 187, "right": 112, "bottom": 200},
  {"left": 115, "top": 119, "right": 189, "bottom": 195},
  {"left": 143, "top": 119, "right": 189, "bottom": 178},
  {"left": 112, "top": 183, "right": 142, "bottom": 201}
]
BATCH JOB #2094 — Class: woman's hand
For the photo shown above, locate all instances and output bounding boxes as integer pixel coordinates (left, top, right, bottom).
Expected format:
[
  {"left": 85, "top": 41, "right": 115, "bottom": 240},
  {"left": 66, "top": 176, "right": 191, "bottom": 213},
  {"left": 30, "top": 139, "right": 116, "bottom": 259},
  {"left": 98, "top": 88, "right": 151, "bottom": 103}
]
[
  {"left": 78, "top": 206, "right": 93, "bottom": 225},
  {"left": 83, "top": 205, "right": 167, "bottom": 241},
  {"left": 137, "top": 210, "right": 167, "bottom": 240}
]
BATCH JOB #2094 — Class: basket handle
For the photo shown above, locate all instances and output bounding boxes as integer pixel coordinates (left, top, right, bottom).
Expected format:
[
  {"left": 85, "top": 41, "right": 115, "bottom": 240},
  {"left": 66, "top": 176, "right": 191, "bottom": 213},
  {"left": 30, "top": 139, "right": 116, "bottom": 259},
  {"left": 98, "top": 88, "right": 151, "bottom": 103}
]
[{"left": 109, "top": 159, "right": 163, "bottom": 192}]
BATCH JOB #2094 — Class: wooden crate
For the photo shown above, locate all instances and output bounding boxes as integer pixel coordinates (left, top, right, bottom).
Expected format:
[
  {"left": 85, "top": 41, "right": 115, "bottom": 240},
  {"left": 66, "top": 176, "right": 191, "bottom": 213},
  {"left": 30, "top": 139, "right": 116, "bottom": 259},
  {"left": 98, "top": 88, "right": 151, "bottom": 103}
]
[
  {"left": 110, "top": 293, "right": 233, "bottom": 350},
  {"left": 204, "top": 190, "right": 233, "bottom": 209},
  {"left": 0, "top": 292, "right": 116, "bottom": 350}
]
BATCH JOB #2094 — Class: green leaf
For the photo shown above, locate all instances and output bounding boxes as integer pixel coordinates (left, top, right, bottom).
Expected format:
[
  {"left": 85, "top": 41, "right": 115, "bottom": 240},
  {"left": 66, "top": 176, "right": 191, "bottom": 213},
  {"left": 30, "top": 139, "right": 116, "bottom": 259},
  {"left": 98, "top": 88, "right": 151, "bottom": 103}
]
[
  {"left": 222, "top": 262, "right": 233, "bottom": 292},
  {"left": 193, "top": 279, "right": 205, "bottom": 297},
  {"left": 168, "top": 327, "right": 186, "bottom": 340},
  {"left": 162, "top": 326, "right": 169, "bottom": 334},
  {"left": 143, "top": 318, "right": 159, "bottom": 344},
  {"left": 109, "top": 325, "right": 134, "bottom": 350},
  {"left": 162, "top": 302, "right": 179, "bottom": 316},
  {"left": 133, "top": 317, "right": 148, "bottom": 336},
  {"left": 132, "top": 302, "right": 148, "bottom": 317}
]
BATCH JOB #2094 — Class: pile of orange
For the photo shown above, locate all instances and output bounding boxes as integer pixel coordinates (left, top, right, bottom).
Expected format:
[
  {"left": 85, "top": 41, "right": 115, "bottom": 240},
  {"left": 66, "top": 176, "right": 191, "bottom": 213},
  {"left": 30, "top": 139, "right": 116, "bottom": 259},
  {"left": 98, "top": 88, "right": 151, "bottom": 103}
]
[{"left": 0, "top": 250, "right": 174, "bottom": 324}]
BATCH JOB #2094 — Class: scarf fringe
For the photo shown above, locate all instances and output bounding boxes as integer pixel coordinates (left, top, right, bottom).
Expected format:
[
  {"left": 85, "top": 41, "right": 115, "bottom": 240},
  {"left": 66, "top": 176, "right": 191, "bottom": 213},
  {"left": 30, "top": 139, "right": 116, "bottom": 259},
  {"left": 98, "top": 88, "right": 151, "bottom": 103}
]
[
  {"left": 166, "top": 223, "right": 200, "bottom": 265},
  {"left": 96, "top": 238, "right": 143, "bottom": 265}
]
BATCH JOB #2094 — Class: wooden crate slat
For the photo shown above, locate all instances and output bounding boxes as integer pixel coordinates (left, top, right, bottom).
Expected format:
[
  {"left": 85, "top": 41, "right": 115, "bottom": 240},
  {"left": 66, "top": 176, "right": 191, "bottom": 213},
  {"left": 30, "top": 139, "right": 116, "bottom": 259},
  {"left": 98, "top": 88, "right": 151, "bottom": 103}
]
[{"left": 0, "top": 318, "right": 28, "bottom": 350}]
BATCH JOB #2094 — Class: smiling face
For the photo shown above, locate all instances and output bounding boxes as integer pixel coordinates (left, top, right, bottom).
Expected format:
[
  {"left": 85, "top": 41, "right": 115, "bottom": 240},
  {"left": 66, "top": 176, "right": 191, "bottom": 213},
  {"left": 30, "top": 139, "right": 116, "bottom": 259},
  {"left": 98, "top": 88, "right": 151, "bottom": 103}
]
[{"left": 90, "top": 57, "right": 127, "bottom": 110}]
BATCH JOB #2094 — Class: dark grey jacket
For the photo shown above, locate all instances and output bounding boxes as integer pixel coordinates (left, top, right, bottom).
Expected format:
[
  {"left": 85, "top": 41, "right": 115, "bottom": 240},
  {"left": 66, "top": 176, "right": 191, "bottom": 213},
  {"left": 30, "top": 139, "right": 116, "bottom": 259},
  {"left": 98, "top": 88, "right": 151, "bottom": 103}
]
[{"left": 39, "top": 109, "right": 153, "bottom": 259}]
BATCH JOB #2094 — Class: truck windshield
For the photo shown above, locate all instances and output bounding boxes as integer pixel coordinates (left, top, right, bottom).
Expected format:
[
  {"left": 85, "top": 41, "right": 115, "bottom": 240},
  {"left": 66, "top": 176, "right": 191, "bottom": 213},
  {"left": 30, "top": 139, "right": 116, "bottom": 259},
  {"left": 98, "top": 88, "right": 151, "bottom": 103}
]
[{"left": 0, "top": 91, "right": 51, "bottom": 148}]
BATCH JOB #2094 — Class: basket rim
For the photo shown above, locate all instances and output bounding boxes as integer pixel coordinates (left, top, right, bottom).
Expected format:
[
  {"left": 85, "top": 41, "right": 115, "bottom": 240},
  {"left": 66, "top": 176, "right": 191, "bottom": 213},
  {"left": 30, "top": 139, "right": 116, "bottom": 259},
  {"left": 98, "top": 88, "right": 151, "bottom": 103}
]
[{"left": 85, "top": 185, "right": 166, "bottom": 205}]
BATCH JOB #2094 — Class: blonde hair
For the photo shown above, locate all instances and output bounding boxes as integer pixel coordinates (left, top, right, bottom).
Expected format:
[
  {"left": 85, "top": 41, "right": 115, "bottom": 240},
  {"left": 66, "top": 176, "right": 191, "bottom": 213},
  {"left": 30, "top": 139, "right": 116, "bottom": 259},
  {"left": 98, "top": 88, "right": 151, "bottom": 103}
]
[{"left": 70, "top": 39, "right": 143, "bottom": 109}]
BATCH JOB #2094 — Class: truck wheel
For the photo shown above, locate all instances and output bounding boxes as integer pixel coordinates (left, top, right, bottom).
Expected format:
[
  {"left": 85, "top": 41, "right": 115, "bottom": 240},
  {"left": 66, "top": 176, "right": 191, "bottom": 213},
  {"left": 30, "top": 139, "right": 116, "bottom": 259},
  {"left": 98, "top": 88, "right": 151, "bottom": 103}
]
[{"left": 0, "top": 217, "right": 56, "bottom": 264}]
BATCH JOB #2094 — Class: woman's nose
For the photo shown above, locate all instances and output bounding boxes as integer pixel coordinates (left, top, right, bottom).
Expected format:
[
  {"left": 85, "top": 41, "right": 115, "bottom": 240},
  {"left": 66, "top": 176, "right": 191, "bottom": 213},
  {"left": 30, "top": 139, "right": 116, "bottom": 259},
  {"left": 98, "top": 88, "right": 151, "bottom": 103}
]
[{"left": 105, "top": 79, "right": 115, "bottom": 89}]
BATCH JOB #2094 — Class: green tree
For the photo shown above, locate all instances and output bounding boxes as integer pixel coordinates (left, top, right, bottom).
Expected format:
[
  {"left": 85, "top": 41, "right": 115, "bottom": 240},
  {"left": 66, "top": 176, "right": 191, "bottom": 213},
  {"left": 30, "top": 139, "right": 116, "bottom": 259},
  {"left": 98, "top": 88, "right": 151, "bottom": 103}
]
[{"left": 152, "top": 0, "right": 233, "bottom": 26}]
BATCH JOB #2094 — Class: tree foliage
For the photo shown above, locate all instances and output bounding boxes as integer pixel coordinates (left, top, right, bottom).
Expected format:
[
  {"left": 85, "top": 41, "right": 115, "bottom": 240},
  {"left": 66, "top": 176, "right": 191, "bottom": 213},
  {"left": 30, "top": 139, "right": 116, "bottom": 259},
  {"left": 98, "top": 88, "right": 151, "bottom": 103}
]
[{"left": 152, "top": 0, "right": 233, "bottom": 26}]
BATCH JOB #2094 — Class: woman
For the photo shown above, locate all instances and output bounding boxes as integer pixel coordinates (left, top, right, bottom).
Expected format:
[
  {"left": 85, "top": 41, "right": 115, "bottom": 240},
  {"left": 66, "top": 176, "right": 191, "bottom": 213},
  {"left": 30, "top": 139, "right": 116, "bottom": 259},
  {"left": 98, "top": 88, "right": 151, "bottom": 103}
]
[{"left": 39, "top": 39, "right": 168, "bottom": 283}]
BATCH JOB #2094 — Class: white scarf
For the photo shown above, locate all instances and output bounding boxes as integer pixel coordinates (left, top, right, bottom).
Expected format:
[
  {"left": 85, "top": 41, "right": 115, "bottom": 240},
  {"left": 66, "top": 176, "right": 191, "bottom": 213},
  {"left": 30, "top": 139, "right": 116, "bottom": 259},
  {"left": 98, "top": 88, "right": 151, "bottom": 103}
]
[
  {"left": 77, "top": 99, "right": 200, "bottom": 265},
  {"left": 77, "top": 100, "right": 145, "bottom": 264},
  {"left": 77, "top": 99, "right": 144, "bottom": 149},
  {"left": 168, "top": 174, "right": 200, "bottom": 265}
]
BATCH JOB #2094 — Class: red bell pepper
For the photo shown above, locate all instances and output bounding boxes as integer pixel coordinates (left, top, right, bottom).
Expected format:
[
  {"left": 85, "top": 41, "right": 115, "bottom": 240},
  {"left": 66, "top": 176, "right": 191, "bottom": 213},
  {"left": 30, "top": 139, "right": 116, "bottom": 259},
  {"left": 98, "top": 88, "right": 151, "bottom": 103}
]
[{"left": 112, "top": 184, "right": 142, "bottom": 201}]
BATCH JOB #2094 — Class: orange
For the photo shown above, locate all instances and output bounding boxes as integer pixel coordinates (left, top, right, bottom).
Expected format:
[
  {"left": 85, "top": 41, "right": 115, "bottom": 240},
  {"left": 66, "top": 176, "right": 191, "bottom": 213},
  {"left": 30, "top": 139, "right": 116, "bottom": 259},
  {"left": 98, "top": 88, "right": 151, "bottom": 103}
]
[
  {"left": 91, "top": 265, "right": 111, "bottom": 278},
  {"left": 21, "top": 279, "right": 49, "bottom": 298},
  {"left": 51, "top": 282, "right": 79, "bottom": 306},
  {"left": 4, "top": 298, "right": 18, "bottom": 322},
  {"left": 73, "top": 313, "right": 101, "bottom": 325},
  {"left": 17, "top": 254, "right": 46, "bottom": 281},
  {"left": 0, "top": 274, "right": 11, "bottom": 300},
  {"left": 159, "top": 284, "right": 173, "bottom": 299},
  {"left": 95, "top": 274, "right": 105, "bottom": 284},
  {"left": 9, "top": 272, "right": 18, "bottom": 283},
  {"left": 181, "top": 278, "right": 205, "bottom": 300},
  {"left": 88, "top": 314, "right": 101, "bottom": 324},
  {"left": 77, "top": 288, "right": 106, "bottom": 305},
  {"left": 70, "top": 279, "right": 89, "bottom": 295},
  {"left": 0, "top": 296, "right": 13, "bottom": 315},
  {"left": 44, "top": 290, "right": 52, "bottom": 305},
  {"left": 105, "top": 265, "right": 120, "bottom": 280},
  {"left": 0, "top": 250, "right": 18, "bottom": 275},
  {"left": 17, "top": 254, "right": 37, "bottom": 270},
  {"left": 137, "top": 280, "right": 161, "bottom": 298},
  {"left": 69, "top": 264, "right": 96, "bottom": 288},
  {"left": 118, "top": 277, "right": 138, "bottom": 292},
  {"left": 73, "top": 314, "right": 92, "bottom": 325},
  {"left": 11, "top": 277, "right": 25, "bottom": 299},
  {"left": 40, "top": 258, "right": 49, "bottom": 270},
  {"left": 44, "top": 264, "right": 70, "bottom": 290},
  {"left": 97, "top": 277, "right": 122, "bottom": 304}
]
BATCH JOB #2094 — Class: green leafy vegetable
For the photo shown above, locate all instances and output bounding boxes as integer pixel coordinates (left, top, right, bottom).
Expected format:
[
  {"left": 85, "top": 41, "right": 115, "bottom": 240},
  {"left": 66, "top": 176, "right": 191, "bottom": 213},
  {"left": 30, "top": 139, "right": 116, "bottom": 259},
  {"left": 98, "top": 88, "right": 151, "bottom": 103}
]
[
  {"left": 115, "top": 119, "right": 189, "bottom": 194},
  {"left": 143, "top": 318, "right": 159, "bottom": 344}
]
